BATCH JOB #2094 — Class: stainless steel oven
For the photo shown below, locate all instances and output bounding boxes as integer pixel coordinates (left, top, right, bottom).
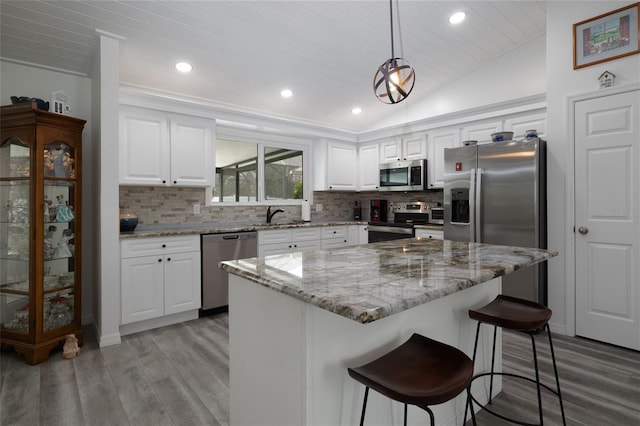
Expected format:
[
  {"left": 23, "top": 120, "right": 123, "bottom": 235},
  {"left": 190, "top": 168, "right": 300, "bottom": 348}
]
[
  {"left": 367, "top": 202, "right": 431, "bottom": 242},
  {"left": 367, "top": 223, "right": 414, "bottom": 243}
]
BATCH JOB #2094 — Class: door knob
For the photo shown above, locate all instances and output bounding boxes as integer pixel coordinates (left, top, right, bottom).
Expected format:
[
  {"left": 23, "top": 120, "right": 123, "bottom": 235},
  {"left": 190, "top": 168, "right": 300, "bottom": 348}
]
[{"left": 578, "top": 226, "right": 589, "bottom": 235}]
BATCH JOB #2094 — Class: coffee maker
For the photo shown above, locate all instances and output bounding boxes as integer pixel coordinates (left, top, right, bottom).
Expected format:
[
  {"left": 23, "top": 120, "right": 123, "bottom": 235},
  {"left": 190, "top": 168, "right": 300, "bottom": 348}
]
[{"left": 370, "top": 199, "right": 388, "bottom": 222}]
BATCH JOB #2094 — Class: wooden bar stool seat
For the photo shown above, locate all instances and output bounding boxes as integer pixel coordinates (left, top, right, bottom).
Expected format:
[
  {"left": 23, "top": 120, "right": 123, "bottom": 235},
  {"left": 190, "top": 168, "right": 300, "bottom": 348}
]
[
  {"left": 348, "top": 333, "right": 476, "bottom": 426},
  {"left": 465, "top": 294, "right": 566, "bottom": 426}
]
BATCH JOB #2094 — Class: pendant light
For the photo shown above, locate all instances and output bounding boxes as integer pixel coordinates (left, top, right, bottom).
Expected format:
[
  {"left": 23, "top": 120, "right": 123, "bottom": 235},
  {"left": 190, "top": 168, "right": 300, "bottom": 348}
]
[{"left": 373, "top": 0, "right": 415, "bottom": 104}]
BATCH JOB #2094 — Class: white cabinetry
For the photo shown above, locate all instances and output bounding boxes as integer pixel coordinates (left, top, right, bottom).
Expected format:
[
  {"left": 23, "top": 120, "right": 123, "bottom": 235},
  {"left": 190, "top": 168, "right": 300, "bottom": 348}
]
[
  {"left": 504, "top": 113, "right": 547, "bottom": 140},
  {"left": 357, "top": 143, "right": 380, "bottom": 191},
  {"left": 321, "top": 226, "right": 349, "bottom": 249},
  {"left": 348, "top": 225, "right": 369, "bottom": 245},
  {"left": 258, "top": 225, "right": 367, "bottom": 256},
  {"left": 258, "top": 228, "right": 322, "bottom": 256},
  {"left": 380, "top": 134, "right": 427, "bottom": 163},
  {"left": 119, "top": 106, "right": 214, "bottom": 187},
  {"left": 313, "top": 141, "right": 357, "bottom": 191},
  {"left": 427, "top": 129, "right": 460, "bottom": 189},
  {"left": 121, "top": 236, "right": 201, "bottom": 325},
  {"left": 462, "top": 121, "right": 502, "bottom": 144},
  {"left": 415, "top": 228, "right": 444, "bottom": 240}
]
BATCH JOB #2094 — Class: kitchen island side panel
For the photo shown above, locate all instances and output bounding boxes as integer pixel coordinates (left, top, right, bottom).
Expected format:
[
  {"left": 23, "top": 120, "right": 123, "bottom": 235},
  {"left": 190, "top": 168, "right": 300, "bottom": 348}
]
[{"left": 229, "top": 274, "right": 501, "bottom": 426}]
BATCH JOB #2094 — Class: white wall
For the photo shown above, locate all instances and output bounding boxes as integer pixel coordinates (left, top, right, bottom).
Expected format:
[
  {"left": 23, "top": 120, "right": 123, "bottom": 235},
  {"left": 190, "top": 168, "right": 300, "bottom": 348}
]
[
  {"left": 375, "top": 34, "right": 547, "bottom": 130},
  {"left": 0, "top": 61, "right": 95, "bottom": 325},
  {"left": 546, "top": 1, "right": 640, "bottom": 333}
]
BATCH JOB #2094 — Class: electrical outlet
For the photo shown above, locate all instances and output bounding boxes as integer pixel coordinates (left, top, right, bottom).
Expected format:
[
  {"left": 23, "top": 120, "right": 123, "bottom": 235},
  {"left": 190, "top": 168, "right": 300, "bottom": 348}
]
[
  {"left": 315, "top": 203, "right": 323, "bottom": 212},
  {"left": 193, "top": 203, "right": 201, "bottom": 215}
]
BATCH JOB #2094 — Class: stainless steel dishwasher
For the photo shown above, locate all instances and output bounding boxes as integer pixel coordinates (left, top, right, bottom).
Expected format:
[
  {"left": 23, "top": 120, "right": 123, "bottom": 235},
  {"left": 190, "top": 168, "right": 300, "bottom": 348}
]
[{"left": 201, "top": 231, "right": 257, "bottom": 312}]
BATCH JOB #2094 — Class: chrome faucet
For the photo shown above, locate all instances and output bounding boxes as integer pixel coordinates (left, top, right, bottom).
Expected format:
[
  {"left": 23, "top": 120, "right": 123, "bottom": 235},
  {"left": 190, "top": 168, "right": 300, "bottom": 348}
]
[{"left": 266, "top": 206, "right": 285, "bottom": 224}]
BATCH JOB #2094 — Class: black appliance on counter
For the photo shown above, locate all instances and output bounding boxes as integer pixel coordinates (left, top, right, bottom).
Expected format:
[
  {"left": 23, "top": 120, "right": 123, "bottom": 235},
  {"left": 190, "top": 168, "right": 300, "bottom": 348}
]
[
  {"left": 368, "top": 201, "right": 432, "bottom": 242},
  {"left": 370, "top": 199, "right": 388, "bottom": 222}
]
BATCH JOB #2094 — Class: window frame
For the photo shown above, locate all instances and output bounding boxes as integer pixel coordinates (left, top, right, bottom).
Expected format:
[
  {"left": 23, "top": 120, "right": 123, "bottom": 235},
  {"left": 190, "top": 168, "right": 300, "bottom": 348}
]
[{"left": 209, "top": 126, "right": 312, "bottom": 206}]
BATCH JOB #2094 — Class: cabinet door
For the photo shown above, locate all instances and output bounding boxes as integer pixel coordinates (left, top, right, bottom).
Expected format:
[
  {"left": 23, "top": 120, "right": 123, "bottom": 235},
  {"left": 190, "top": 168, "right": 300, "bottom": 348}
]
[
  {"left": 119, "top": 108, "right": 170, "bottom": 186},
  {"left": 121, "top": 256, "right": 165, "bottom": 324},
  {"left": 348, "top": 225, "right": 368, "bottom": 245},
  {"left": 169, "top": 115, "right": 215, "bottom": 186},
  {"left": 259, "top": 243, "right": 293, "bottom": 257},
  {"left": 504, "top": 113, "right": 547, "bottom": 140},
  {"left": 292, "top": 239, "right": 322, "bottom": 252},
  {"left": 379, "top": 139, "right": 403, "bottom": 163},
  {"left": 402, "top": 134, "right": 427, "bottom": 161},
  {"left": 358, "top": 143, "right": 380, "bottom": 190},
  {"left": 461, "top": 121, "right": 502, "bottom": 144},
  {"left": 427, "top": 129, "right": 460, "bottom": 189},
  {"left": 164, "top": 251, "right": 201, "bottom": 315},
  {"left": 327, "top": 142, "right": 357, "bottom": 190}
]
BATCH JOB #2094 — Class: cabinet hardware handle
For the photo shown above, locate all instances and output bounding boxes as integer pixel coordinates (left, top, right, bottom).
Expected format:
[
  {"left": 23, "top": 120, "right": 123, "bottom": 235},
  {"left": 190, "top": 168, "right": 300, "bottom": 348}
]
[
  {"left": 162, "top": 180, "right": 166, "bottom": 184},
  {"left": 162, "top": 244, "right": 166, "bottom": 248},
  {"left": 167, "top": 257, "right": 171, "bottom": 261},
  {"left": 173, "top": 181, "right": 177, "bottom": 184},
  {"left": 158, "top": 259, "right": 162, "bottom": 262}
]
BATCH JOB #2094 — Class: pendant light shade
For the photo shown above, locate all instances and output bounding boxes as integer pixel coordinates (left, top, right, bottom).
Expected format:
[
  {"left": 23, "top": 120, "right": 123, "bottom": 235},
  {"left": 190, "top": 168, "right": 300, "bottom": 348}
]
[{"left": 373, "top": 0, "right": 415, "bottom": 104}]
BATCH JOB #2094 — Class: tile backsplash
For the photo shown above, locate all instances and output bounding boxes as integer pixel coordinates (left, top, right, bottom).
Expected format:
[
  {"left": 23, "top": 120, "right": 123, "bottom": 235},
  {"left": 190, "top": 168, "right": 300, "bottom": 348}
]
[{"left": 119, "top": 186, "right": 443, "bottom": 228}]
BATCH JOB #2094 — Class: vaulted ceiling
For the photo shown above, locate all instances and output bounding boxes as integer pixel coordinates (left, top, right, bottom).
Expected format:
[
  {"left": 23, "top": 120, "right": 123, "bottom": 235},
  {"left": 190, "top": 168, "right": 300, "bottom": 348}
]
[{"left": 0, "top": 1, "right": 546, "bottom": 132}]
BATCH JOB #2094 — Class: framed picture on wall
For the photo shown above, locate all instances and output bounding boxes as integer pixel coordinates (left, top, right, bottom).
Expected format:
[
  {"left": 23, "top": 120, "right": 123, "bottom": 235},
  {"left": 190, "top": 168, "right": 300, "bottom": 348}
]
[{"left": 573, "top": 2, "right": 639, "bottom": 69}]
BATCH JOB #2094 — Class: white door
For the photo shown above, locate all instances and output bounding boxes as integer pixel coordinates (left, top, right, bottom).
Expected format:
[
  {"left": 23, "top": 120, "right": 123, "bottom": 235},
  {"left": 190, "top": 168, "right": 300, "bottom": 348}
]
[{"left": 574, "top": 89, "right": 640, "bottom": 350}]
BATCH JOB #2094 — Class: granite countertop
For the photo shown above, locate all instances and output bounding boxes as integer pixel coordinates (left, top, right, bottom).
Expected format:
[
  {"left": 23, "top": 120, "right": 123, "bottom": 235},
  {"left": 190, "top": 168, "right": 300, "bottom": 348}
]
[
  {"left": 220, "top": 239, "right": 557, "bottom": 324},
  {"left": 120, "top": 220, "right": 368, "bottom": 239}
]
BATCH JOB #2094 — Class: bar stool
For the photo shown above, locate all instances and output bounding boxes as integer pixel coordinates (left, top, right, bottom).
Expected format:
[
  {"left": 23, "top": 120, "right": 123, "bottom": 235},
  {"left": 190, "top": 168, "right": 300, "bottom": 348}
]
[
  {"left": 465, "top": 295, "right": 566, "bottom": 426},
  {"left": 348, "top": 333, "right": 477, "bottom": 426}
]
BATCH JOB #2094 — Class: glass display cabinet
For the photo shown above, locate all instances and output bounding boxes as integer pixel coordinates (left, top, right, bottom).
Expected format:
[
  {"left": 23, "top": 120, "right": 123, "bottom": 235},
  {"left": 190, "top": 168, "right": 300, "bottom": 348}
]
[{"left": 0, "top": 102, "right": 85, "bottom": 364}]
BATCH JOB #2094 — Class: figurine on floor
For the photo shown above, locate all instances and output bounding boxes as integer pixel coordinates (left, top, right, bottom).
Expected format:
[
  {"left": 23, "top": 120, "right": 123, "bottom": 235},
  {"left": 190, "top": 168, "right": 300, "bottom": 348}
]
[
  {"left": 62, "top": 333, "right": 80, "bottom": 359},
  {"left": 55, "top": 194, "right": 74, "bottom": 222},
  {"left": 54, "top": 229, "right": 74, "bottom": 258}
]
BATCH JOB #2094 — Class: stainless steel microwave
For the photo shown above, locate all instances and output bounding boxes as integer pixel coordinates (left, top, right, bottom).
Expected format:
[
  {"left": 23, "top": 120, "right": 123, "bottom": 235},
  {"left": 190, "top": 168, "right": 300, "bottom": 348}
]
[{"left": 379, "top": 159, "right": 428, "bottom": 191}]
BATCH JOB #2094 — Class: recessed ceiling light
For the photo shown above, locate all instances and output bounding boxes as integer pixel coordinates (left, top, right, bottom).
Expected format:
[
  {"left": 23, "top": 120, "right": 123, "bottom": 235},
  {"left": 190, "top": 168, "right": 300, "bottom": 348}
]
[
  {"left": 280, "top": 89, "right": 293, "bottom": 98},
  {"left": 351, "top": 107, "right": 362, "bottom": 115},
  {"left": 449, "top": 11, "right": 466, "bottom": 24},
  {"left": 175, "top": 62, "right": 193, "bottom": 72}
]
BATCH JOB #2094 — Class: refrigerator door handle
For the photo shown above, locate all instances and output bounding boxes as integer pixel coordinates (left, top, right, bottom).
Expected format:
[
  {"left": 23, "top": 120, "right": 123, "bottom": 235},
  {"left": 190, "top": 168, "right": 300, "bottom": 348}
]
[
  {"left": 469, "top": 168, "right": 476, "bottom": 242},
  {"left": 475, "top": 168, "right": 483, "bottom": 242}
]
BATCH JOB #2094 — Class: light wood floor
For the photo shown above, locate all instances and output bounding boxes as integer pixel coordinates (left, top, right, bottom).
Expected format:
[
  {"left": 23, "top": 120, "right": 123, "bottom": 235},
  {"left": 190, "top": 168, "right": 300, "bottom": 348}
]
[{"left": 1, "top": 313, "right": 639, "bottom": 425}]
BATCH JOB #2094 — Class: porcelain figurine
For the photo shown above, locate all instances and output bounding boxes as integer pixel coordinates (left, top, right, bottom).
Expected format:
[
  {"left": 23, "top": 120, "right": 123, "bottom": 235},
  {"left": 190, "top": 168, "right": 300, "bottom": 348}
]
[
  {"left": 55, "top": 194, "right": 74, "bottom": 222},
  {"left": 62, "top": 333, "right": 80, "bottom": 359}
]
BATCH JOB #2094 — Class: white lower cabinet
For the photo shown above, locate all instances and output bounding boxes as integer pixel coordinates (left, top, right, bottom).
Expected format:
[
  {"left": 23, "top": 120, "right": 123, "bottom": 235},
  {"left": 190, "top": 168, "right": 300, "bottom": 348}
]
[
  {"left": 258, "top": 225, "right": 367, "bottom": 256},
  {"left": 121, "top": 236, "right": 201, "bottom": 324},
  {"left": 415, "top": 229, "right": 444, "bottom": 240},
  {"left": 258, "top": 228, "right": 322, "bottom": 257},
  {"left": 321, "top": 226, "right": 348, "bottom": 249}
]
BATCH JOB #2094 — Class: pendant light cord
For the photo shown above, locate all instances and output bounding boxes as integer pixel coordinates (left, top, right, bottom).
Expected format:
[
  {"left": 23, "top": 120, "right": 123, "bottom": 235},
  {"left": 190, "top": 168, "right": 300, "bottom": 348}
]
[{"left": 389, "top": 0, "right": 395, "bottom": 58}]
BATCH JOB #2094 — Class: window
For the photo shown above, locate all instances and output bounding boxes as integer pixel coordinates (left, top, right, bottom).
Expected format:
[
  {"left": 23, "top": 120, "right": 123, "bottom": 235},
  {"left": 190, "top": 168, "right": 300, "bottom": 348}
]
[{"left": 212, "top": 135, "right": 308, "bottom": 204}]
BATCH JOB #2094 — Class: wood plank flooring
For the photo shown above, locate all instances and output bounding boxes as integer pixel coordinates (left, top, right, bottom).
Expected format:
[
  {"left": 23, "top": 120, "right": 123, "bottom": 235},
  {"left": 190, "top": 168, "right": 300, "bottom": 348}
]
[{"left": 1, "top": 313, "right": 638, "bottom": 425}]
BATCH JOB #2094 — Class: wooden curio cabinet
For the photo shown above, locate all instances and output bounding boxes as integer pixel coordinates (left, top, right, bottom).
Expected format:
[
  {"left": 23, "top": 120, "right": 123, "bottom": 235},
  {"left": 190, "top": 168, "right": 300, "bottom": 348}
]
[{"left": 0, "top": 102, "right": 85, "bottom": 364}]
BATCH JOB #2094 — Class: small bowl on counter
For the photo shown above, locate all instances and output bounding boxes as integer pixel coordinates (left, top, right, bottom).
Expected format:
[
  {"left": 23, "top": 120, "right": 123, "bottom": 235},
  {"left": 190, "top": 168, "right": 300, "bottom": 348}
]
[{"left": 491, "top": 132, "right": 514, "bottom": 142}]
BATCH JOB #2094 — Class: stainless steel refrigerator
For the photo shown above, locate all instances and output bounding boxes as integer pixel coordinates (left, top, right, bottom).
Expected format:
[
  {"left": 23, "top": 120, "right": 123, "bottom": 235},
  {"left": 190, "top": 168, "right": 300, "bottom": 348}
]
[{"left": 443, "top": 138, "right": 547, "bottom": 304}]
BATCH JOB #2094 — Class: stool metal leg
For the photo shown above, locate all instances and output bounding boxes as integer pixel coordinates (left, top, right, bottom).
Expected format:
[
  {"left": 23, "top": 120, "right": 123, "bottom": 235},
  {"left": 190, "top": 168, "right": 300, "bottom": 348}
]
[
  {"left": 530, "top": 332, "right": 545, "bottom": 425},
  {"left": 467, "top": 387, "right": 477, "bottom": 426},
  {"left": 404, "top": 403, "right": 408, "bottom": 426},
  {"left": 463, "top": 321, "right": 482, "bottom": 425},
  {"left": 489, "top": 325, "right": 498, "bottom": 404},
  {"left": 359, "top": 387, "right": 369, "bottom": 426},
  {"left": 546, "top": 324, "right": 567, "bottom": 425}
]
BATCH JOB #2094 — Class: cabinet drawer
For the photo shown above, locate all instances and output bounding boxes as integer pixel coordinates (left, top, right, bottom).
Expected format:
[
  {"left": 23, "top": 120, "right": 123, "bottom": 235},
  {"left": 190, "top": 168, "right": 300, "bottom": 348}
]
[
  {"left": 415, "top": 229, "right": 444, "bottom": 240},
  {"left": 121, "top": 235, "right": 200, "bottom": 258},
  {"left": 321, "top": 237, "right": 349, "bottom": 250},
  {"left": 292, "top": 228, "right": 322, "bottom": 242},
  {"left": 258, "top": 229, "right": 292, "bottom": 245},
  {"left": 321, "top": 226, "right": 347, "bottom": 239}
]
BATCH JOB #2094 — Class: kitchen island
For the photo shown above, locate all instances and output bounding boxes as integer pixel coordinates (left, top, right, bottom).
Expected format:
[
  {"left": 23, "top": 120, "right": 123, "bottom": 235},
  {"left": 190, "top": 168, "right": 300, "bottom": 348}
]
[{"left": 220, "top": 238, "right": 557, "bottom": 426}]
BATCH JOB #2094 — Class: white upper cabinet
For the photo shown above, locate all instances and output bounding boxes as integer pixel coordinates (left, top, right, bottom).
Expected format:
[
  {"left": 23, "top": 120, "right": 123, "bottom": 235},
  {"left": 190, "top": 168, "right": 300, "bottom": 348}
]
[
  {"left": 461, "top": 121, "right": 502, "bottom": 144},
  {"left": 379, "top": 134, "right": 427, "bottom": 163},
  {"left": 120, "top": 106, "right": 214, "bottom": 187},
  {"left": 314, "top": 140, "right": 358, "bottom": 191},
  {"left": 427, "top": 129, "right": 460, "bottom": 189},
  {"left": 357, "top": 143, "right": 380, "bottom": 191},
  {"left": 504, "top": 113, "right": 547, "bottom": 140}
]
